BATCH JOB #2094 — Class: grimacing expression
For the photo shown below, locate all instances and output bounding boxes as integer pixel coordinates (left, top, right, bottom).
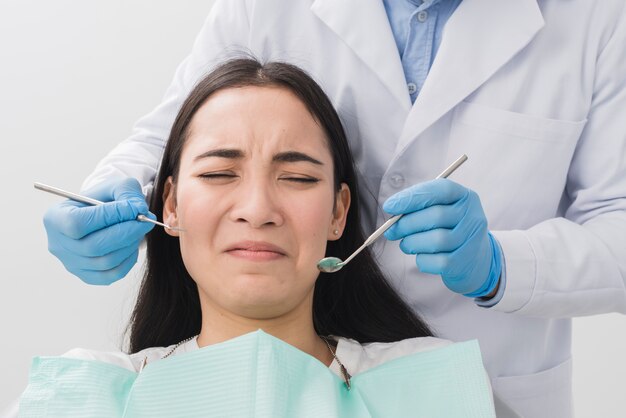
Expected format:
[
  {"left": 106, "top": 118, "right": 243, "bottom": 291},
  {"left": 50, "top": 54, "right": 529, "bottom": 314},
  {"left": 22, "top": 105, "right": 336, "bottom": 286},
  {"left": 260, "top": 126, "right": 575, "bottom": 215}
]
[{"left": 162, "top": 86, "right": 350, "bottom": 319}]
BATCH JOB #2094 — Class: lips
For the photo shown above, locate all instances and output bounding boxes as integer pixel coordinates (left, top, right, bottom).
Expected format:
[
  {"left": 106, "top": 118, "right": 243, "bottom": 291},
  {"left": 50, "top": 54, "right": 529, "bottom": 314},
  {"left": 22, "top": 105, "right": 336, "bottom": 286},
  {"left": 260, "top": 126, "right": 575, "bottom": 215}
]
[{"left": 225, "top": 241, "right": 287, "bottom": 257}]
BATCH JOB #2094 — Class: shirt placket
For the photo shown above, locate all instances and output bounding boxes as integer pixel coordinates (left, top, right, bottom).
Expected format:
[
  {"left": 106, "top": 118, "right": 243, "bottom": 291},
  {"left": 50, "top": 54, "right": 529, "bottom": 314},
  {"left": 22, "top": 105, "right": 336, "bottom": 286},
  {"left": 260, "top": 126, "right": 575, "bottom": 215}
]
[{"left": 404, "top": 1, "right": 440, "bottom": 102}]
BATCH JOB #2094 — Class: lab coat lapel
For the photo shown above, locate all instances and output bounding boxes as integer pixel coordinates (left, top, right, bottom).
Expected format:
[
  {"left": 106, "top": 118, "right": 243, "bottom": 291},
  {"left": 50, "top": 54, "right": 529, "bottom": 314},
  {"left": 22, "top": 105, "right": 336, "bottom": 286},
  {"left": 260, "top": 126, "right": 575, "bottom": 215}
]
[
  {"left": 311, "top": 0, "right": 412, "bottom": 113},
  {"left": 394, "top": 0, "right": 545, "bottom": 155}
]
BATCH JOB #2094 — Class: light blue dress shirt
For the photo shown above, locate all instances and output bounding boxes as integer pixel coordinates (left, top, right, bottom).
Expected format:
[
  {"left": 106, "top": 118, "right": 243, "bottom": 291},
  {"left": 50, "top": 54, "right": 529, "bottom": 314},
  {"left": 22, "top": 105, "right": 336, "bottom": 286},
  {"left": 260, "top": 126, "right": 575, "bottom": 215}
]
[
  {"left": 383, "top": 0, "right": 462, "bottom": 103},
  {"left": 382, "top": 0, "right": 506, "bottom": 306}
]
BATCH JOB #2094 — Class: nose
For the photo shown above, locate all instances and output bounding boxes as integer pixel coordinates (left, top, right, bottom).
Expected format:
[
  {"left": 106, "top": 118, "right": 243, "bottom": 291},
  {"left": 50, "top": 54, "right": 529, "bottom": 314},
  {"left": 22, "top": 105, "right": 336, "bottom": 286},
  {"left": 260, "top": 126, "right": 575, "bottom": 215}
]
[{"left": 228, "top": 178, "right": 284, "bottom": 228}]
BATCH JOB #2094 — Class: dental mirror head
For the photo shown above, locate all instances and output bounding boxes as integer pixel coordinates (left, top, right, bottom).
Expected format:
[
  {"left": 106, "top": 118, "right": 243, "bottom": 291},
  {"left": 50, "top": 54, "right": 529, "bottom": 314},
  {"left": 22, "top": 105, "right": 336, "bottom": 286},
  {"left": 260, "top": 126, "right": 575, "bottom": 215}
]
[{"left": 317, "top": 257, "right": 345, "bottom": 273}]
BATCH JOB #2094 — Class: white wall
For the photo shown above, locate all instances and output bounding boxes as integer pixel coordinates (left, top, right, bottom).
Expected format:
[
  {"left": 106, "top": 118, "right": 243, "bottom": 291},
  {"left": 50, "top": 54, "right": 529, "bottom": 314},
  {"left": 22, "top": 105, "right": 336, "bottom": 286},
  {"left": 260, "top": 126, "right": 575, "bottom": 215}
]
[
  {"left": 1, "top": 1, "right": 625, "bottom": 416},
  {"left": 0, "top": 0, "right": 217, "bottom": 409}
]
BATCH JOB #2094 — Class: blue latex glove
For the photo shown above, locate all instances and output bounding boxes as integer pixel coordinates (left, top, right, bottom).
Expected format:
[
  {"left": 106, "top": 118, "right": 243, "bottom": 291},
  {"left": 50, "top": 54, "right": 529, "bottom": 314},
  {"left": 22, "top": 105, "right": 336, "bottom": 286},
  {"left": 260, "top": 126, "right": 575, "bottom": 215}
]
[
  {"left": 383, "top": 178, "right": 502, "bottom": 297},
  {"left": 43, "top": 178, "right": 155, "bottom": 285}
]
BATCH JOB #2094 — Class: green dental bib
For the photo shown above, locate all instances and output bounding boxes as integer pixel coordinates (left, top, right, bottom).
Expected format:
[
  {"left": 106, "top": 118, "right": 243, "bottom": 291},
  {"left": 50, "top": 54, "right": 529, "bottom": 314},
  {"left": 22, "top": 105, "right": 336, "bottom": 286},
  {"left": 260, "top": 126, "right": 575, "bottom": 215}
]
[{"left": 19, "top": 330, "right": 495, "bottom": 417}]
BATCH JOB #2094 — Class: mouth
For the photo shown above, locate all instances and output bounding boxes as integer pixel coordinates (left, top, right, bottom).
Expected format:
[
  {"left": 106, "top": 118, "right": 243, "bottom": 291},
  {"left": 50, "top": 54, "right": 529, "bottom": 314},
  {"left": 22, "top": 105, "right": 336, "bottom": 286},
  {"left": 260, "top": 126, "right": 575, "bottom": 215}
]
[{"left": 225, "top": 241, "right": 287, "bottom": 261}]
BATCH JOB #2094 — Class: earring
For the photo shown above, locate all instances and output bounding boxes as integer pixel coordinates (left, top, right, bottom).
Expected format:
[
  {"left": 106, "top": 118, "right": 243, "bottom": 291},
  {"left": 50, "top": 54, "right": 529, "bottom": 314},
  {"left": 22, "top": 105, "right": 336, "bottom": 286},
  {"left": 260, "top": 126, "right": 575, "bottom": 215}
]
[{"left": 333, "top": 229, "right": 339, "bottom": 235}]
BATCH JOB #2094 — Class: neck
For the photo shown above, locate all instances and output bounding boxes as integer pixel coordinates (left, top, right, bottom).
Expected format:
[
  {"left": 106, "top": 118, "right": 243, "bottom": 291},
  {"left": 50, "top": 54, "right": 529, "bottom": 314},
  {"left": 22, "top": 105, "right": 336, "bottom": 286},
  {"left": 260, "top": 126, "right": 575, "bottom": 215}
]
[{"left": 196, "top": 293, "right": 334, "bottom": 366}]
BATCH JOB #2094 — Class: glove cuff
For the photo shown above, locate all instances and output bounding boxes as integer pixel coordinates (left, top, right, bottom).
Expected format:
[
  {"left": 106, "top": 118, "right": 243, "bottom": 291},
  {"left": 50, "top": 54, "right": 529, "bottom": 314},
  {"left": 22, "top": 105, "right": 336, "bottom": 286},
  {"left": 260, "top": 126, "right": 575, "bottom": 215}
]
[{"left": 463, "top": 232, "right": 503, "bottom": 298}]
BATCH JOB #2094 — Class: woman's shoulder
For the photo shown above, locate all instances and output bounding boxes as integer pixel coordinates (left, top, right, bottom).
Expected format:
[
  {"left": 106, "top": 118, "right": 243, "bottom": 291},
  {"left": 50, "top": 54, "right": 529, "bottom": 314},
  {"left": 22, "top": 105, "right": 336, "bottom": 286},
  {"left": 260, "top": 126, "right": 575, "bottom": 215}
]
[
  {"left": 361, "top": 336, "right": 454, "bottom": 355},
  {"left": 341, "top": 335, "right": 455, "bottom": 359},
  {"left": 333, "top": 336, "right": 455, "bottom": 376},
  {"left": 59, "top": 346, "right": 168, "bottom": 372},
  {"left": 60, "top": 338, "right": 198, "bottom": 372}
]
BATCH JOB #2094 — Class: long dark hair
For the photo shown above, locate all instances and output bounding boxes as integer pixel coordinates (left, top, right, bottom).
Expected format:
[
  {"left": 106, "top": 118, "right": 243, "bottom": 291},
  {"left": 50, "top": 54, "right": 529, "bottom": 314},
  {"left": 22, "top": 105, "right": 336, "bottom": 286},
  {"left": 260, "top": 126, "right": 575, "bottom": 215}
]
[{"left": 127, "top": 58, "right": 432, "bottom": 353}]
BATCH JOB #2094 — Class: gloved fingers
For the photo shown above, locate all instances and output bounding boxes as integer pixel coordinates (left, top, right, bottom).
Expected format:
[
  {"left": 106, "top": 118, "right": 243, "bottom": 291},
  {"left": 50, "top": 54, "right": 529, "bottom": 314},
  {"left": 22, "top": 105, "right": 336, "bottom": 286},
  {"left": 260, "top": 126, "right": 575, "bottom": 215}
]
[
  {"left": 81, "top": 178, "right": 146, "bottom": 205},
  {"left": 73, "top": 200, "right": 151, "bottom": 238},
  {"left": 49, "top": 219, "right": 154, "bottom": 257},
  {"left": 70, "top": 177, "right": 149, "bottom": 238},
  {"left": 44, "top": 198, "right": 151, "bottom": 240},
  {"left": 383, "top": 179, "right": 468, "bottom": 215},
  {"left": 385, "top": 203, "right": 466, "bottom": 241},
  {"left": 69, "top": 248, "right": 140, "bottom": 286},
  {"left": 398, "top": 227, "right": 466, "bottom": 255},
  {"left": 53, "top": 240, "right": 142, "bottom": 273}
]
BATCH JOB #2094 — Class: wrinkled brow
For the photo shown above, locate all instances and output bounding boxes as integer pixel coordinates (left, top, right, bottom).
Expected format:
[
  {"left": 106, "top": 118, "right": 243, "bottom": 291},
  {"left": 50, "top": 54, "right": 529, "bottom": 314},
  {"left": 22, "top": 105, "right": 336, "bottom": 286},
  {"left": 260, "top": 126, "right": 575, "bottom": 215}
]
[{"left": 194, "top": 149, "right": 323, "bottom": 165}]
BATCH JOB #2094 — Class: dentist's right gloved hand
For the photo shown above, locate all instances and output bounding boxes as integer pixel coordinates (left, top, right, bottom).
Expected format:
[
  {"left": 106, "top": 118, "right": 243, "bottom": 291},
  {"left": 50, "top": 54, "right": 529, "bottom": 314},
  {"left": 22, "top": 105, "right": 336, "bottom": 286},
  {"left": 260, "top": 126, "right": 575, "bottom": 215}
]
[{"left": 43, "top": 178, "right": 155, "bottom": 285}]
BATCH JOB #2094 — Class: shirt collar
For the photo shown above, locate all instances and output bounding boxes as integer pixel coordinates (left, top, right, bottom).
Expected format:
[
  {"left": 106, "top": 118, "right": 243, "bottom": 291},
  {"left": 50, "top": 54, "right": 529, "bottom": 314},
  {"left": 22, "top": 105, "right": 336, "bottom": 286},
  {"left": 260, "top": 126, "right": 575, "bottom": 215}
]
[{"left": 406, "top": 0, "right": 441, "bottom": 9}]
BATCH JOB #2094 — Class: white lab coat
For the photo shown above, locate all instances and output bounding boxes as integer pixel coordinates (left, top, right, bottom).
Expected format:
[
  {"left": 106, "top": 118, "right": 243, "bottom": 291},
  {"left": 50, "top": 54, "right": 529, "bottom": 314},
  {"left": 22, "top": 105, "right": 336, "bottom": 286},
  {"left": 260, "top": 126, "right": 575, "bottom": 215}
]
[{"left": 83, "top": 0, "right": 626, "bottom": 416}]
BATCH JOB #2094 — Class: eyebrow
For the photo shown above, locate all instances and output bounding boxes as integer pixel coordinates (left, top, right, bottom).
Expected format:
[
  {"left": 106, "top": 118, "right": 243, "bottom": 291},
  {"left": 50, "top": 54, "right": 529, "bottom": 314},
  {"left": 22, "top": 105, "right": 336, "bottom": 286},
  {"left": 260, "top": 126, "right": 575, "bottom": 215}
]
[
  {"left": 194, "top": 148, "right": 244, "bottom": 161},
  {"left": 273, "top": 151, "right": 323, "bottom": 165},
  {"left": 194, "top": 148, "right": 323, "bottom": 165}
]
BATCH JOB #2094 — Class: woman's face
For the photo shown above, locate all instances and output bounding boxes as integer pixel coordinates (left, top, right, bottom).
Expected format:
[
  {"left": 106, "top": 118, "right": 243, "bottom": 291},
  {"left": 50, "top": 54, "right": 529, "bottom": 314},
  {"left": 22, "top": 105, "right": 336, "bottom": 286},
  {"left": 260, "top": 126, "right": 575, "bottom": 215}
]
[{"left": 163, "top": 86, "right": 350, "bottom": 320}]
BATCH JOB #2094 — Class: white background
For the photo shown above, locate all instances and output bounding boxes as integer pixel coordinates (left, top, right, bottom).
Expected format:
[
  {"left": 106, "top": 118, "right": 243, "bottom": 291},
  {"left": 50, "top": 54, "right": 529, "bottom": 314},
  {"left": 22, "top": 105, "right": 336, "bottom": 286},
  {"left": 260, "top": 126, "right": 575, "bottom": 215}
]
[{"left": 1, "top": 1, "right": 625, "bottom": 416}]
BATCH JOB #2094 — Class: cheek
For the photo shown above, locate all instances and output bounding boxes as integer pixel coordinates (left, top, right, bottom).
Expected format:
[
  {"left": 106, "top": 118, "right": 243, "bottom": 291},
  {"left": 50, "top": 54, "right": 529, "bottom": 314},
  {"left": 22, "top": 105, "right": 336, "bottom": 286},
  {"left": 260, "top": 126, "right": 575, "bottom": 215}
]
[
  {"left": 179, "top": 190, "right": 215, "bottom": 227},
  {"left": 175, "top": 189, "right": 220, "bottom": 259},
  {"left": 290, "top": 193, "right": 335, "bottom": 260}
]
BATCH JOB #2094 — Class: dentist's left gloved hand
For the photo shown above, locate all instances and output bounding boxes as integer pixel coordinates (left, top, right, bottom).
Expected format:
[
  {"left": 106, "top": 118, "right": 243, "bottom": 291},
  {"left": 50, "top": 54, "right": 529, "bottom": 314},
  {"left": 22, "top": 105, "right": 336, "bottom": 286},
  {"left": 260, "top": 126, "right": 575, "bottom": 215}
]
[{"left": 383, "top": 178, "right": 502, "bottom": 298}]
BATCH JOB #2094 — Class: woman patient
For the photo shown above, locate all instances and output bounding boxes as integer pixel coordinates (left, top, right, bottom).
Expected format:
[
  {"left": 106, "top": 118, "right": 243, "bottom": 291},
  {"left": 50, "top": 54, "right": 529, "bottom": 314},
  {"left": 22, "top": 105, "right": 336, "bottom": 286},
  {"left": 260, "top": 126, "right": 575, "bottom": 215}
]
[{"left": 15, "top": 58, "right": 496, "bottom": 417}]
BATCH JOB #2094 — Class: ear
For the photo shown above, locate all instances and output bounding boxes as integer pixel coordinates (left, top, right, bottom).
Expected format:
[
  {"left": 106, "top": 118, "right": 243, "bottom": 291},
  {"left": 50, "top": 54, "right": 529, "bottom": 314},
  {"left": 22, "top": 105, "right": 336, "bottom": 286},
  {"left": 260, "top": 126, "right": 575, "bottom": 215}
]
[
  {"left": 327, "top": 183, "right": 350, "bottom": 241},
  {"left": 162, "top": 177, "right": 180, "bottom": 237}
]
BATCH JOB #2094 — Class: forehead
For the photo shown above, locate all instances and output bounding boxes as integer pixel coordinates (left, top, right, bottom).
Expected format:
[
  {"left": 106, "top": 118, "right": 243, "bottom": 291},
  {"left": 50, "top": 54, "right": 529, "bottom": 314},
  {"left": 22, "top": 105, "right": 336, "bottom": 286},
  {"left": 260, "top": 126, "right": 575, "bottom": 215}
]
[{"left": 182, "top": 86, "right": 331, "bottom": 159}]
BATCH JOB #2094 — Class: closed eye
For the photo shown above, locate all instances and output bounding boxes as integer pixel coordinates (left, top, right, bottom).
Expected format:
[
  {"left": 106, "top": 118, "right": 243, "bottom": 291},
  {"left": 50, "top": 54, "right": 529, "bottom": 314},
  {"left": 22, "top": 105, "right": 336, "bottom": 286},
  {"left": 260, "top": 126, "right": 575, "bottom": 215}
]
[
  {"left": 199, "top": 173, "right": 237, "bottom": 179},
  {"left": 281, "top": 177, "right": 319, "bottom": 183}
]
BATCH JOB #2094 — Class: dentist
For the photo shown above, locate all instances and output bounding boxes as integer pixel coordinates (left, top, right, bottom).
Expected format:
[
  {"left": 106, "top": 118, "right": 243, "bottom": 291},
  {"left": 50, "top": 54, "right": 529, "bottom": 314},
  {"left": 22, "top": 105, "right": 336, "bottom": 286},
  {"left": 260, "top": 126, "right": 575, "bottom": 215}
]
[{"left": 42, "top": 1, "right": 626, "bottom": 416}]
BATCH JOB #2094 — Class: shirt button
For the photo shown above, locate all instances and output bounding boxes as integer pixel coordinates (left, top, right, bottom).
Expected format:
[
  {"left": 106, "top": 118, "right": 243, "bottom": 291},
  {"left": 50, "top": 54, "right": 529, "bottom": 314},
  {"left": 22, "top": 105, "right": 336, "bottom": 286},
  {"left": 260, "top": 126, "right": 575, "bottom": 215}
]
[
  {"left": 407, "top": 82, "right": 417, "bottom": 95},
  {"left": 389, "top": 174, "right": 405, "bottom": 188},
  {"left": 417, "top": 11, "right": 428, "bottom": 22}
]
